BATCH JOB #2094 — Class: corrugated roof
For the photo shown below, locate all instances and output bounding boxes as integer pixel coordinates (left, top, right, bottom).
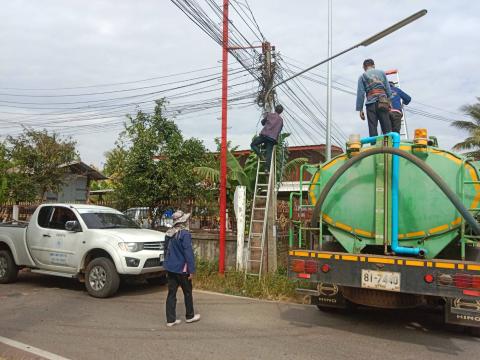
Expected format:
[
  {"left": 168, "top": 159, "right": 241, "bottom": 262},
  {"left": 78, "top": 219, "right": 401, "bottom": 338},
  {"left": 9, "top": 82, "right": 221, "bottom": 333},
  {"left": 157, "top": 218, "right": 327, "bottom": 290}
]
[{"left": 61, "top": 161, "right": 108, "bottom": 180}]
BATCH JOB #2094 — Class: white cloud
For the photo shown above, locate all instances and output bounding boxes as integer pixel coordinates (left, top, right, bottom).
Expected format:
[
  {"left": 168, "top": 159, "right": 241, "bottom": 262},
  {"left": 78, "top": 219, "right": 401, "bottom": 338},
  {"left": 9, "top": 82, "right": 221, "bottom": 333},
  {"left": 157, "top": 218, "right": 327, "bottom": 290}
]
[{"left": 0, "top": 0, "right": 479, "bottom": 166}]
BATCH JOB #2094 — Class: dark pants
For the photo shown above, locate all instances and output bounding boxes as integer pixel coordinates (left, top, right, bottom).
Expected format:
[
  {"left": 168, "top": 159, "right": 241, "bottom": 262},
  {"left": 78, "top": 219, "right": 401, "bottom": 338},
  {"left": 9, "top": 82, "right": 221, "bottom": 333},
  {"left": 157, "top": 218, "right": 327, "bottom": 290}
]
[
  {"left": 389, "top": 111, "right": 403, "bottom": 134},
  {"left": 166, "top": 271, "right": 194, "bottom": 323},
  {"left": 250, "top": 135, "right": 276, "bottom": 172},
  {"left": 366, "top": 102, "right": 391, "bottom": 137}
]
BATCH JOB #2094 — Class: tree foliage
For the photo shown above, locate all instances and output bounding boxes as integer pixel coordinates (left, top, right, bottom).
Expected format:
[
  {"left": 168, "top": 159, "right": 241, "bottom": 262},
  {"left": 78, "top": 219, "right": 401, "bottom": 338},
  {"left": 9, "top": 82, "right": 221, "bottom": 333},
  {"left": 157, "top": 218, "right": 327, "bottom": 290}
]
[
  {"left": 112, "top": 100, "right": 212, "bottom": 213},
  {"left": 5, "top": 129, "right": 78, "bottom": 202},
  {"left": 0, "top": 143, "right": 9, "bottom": 203},
  {"left": 452, "top": 97, "right": 480, "bottom": 159}
]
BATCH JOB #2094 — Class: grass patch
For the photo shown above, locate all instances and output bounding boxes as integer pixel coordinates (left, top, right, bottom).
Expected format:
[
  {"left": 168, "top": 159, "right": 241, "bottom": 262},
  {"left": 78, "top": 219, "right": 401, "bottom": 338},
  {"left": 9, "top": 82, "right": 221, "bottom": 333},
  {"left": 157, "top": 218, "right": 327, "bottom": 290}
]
[{"left": 193, "top": 258, "right": 309, "bottom": 303}]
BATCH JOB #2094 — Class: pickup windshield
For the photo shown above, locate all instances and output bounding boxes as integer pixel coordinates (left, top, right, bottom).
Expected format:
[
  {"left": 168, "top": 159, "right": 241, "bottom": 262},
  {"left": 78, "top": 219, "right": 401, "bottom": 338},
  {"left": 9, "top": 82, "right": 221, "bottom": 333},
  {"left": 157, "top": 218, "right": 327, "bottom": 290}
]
[{"left": 80, "top": 212, "right": 140, "bottom": 229}]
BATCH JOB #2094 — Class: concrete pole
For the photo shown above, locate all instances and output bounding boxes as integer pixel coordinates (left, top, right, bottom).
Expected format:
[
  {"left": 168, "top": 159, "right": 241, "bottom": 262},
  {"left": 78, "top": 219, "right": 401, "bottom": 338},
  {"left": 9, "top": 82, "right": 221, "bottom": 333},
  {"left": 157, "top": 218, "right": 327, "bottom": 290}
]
[
  {"left": 219, "top": 0, "right": 229, "bottom": 274},
  {"left": 234, "top": 186, "right": 246, "bottom": 271},
  {"left": 326, "top": 0, "right": 333, "bottom": 161}
]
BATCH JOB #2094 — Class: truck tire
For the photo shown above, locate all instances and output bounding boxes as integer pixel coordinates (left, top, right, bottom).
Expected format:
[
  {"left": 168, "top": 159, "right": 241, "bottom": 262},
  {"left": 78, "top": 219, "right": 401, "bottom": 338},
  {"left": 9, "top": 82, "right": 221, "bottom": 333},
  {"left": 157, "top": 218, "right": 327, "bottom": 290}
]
[
  {"left": 0, "top": 250, "right": 18, "bottom": 284},
  {"left": 85, "top": 257, "right": 120, "bottom": 298}
]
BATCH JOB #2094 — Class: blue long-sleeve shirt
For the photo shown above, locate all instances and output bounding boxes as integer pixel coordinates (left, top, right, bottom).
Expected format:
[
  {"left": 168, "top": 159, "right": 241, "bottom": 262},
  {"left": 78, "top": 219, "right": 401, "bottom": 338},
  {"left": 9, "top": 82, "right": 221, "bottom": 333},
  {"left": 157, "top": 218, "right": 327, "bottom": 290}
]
[
  {"left": 356, "top": 68, "right": 392, "bottom": 111},
  {"left": 164, "top": 229, "right": 196, "bottom": 274},
  {"left": 390, "top": 85, "right": 411, "bottom": 113}
]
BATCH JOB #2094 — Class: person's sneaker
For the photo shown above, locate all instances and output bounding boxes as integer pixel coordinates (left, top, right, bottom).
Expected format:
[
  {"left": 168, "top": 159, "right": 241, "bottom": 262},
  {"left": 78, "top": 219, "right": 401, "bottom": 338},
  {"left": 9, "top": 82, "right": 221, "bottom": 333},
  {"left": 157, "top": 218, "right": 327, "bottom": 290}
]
[
  {"left": 186, "top": 314, "right": 201, "bottom": 323},
  {"left": 166, "top": 319, "right": 182, "bottom": 327}
]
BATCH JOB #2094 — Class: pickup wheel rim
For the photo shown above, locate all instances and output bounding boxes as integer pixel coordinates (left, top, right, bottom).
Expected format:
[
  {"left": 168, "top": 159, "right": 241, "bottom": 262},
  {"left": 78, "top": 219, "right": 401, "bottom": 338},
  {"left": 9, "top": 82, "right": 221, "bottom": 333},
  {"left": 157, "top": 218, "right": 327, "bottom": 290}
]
[
  {"left": 89, "top": 265, "right": 107, "bottom": 291},
  {"left": 0, "top": 255, "right": 7, "bottom": 278}
]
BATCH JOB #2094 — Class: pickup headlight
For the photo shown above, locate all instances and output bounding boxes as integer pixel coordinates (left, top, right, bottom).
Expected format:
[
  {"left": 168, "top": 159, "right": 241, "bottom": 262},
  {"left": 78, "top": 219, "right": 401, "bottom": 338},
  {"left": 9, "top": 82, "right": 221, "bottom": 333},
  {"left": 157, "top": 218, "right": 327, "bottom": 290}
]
[{"left": 118, "top": 242, "right": 143, "bottom": 252}]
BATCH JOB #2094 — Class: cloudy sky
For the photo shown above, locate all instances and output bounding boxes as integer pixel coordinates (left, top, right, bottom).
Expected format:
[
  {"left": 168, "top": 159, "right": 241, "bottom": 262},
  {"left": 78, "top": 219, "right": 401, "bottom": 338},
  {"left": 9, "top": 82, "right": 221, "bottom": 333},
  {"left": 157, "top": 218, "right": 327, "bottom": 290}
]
[{"left": 1, "top": 0, "right": 479, "bottom": 167}]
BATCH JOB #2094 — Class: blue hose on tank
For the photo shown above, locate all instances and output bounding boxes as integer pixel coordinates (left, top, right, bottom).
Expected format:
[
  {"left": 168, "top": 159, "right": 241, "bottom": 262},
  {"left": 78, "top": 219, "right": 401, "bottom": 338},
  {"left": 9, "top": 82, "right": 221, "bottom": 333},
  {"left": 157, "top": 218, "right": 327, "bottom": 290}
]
[{"left": 361, "top": 132, "right": 425, "bottom": 256}]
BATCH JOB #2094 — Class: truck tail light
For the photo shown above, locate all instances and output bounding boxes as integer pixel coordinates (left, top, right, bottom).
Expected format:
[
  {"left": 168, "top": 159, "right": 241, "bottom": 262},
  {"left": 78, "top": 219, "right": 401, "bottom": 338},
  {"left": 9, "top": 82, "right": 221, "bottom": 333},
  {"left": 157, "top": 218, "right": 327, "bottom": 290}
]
[
  {"left": 473, "top": 276, "right": 480, "bottom": 289},
  {"left": 454, "top": 274, "right": 476, "bottom": 289},
  {"left": 454, "top": 274, "right": 472, "bottom": 289},
  {"left": 305, "top": 260, "right": 317, "bottom": 274},
  {"left": 291, "top": 260, "right": 305, "bottom": 273},
  {"left": 321, "top": 264, "right": 331, "bottom": 273},
  {"left": 424, "top": 274, "right": 434, "bottom": 284}
]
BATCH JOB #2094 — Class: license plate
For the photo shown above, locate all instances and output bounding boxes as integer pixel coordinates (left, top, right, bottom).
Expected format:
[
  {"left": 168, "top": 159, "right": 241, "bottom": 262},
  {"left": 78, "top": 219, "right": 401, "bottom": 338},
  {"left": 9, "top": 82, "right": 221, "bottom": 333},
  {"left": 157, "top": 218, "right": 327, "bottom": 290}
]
[
  {"left": 159, "top": 254, "right": 164, "bottom": 262},
  {"left": 361, "top": 269, "right": 401, "bottom": 292}
]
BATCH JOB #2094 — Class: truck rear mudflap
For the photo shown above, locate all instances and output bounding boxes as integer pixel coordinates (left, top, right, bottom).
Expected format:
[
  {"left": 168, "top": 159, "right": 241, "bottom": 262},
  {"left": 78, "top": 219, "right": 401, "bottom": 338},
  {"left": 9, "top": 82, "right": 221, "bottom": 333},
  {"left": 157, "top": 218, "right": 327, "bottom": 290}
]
[
  {"left": 445, "top": 297, "right": 480, "bottom": 329},
  {"left": 289, "top": 250, "right": 480, "bottom": 301}
]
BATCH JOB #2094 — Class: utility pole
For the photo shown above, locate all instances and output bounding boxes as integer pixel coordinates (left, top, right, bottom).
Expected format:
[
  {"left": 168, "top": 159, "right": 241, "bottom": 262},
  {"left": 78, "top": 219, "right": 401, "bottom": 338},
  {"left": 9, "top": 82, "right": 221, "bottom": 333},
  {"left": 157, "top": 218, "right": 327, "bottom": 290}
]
[
  {"left": 326, "top": 0, "right": 332, "bottom": 161},
  {"left": 219, "top": 0, "right": 228, "bottom": 274},
  {"left": 261, "top": 41, "right": 278, "bottom": 272},
  {"left": 262, "top": 42, "right": 275, "bottom": 112}
]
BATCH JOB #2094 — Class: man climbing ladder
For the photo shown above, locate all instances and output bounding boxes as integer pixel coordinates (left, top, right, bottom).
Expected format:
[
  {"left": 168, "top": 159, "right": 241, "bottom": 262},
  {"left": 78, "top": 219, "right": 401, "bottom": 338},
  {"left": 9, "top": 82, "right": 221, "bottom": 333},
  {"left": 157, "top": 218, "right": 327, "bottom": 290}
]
[{"left": 250, "top": 104, "right": 284, "bottom": 174}]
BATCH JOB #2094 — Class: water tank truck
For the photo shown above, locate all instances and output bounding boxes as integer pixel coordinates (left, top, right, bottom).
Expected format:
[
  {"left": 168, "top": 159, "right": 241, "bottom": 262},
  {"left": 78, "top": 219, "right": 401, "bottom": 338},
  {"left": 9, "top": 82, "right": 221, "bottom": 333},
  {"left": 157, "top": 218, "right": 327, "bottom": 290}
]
[{"left": 288, "top": 130, "right": 480, "bottom": 333}]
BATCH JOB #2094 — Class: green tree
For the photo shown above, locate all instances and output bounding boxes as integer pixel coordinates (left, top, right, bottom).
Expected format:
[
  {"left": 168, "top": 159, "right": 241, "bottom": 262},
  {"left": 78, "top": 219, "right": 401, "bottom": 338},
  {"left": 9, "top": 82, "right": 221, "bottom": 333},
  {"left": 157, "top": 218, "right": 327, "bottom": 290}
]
[
  {"left": 451, "top": 98, "right": 480, "bottom": 159},
  {"left": 6, "top": 128, "right": 78, "bottom": 201},
  {"left": 89, "top": 145, "right": 128, "bottom": 196},
  {"left": 113, "top": 99, "right": 211, "bottom": 216},
  {"left": 0, "top": 143, "right": 10, "bottom": 203}
]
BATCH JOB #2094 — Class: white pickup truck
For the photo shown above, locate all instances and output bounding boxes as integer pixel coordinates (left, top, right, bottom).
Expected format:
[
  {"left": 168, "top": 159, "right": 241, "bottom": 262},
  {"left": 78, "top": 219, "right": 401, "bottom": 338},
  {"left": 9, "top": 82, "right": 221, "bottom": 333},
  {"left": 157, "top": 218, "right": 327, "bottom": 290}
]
[{"left": 0, "top": 203, "right": 166, "bottom": 298}]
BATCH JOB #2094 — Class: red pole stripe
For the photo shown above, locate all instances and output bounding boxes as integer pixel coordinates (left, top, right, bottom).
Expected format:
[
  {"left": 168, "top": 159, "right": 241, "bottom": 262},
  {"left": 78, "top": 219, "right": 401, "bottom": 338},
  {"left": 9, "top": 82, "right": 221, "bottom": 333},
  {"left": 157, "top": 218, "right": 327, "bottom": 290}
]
[{"left": 218, "top": 0, "right": 229, "bottom": 274}]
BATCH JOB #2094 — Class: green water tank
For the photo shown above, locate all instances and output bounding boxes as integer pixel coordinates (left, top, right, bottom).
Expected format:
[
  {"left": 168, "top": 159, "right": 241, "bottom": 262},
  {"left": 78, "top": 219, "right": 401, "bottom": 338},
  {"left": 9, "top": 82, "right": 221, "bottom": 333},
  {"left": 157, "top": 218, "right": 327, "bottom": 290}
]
[{"left": 308, "top": 141, "right": 480, "bottom": 259}]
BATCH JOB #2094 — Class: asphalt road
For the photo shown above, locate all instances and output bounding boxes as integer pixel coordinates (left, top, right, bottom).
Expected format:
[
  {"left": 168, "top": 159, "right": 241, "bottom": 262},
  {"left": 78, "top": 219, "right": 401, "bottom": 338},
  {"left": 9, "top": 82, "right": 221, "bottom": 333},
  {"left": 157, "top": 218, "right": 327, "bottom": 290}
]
[{"left": 0, "top": 272, "right": 479, "bottom": 360}]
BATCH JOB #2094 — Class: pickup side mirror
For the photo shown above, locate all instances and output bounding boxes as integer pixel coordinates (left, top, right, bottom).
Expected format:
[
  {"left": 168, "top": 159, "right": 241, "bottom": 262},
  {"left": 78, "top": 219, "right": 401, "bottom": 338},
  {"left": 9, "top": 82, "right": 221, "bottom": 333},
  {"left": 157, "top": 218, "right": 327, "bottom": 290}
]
[{"left": 65, "top": 220, "right": 81, "bottom": 232}]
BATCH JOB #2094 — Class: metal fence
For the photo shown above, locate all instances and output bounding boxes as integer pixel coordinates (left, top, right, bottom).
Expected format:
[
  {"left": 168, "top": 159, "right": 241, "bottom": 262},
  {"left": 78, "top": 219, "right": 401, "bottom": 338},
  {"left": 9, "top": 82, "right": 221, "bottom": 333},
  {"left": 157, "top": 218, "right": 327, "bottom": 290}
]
[
  {"left": 0, "top": 202, "right": 39, "bottom": 223},
  {"left": 0, "top": 199, "right": 237, "bottom": 232}
]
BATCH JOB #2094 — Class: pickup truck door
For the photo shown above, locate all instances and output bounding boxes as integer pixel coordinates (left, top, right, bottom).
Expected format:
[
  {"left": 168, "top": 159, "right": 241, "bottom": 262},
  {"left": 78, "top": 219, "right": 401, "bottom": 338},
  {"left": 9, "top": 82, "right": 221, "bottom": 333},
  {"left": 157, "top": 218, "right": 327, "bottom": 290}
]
[
  {"left": 27, "top": 205, "right": 55, "bottom": 267},
  {"left": 28, "top": 206, "right": 85, "bottom": 272}
]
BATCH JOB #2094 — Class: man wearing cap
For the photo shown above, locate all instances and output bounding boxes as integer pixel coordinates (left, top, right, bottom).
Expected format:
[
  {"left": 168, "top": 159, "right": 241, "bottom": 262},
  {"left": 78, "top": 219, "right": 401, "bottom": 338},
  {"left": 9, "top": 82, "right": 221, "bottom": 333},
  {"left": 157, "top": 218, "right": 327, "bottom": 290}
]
[
  {"left": 356, "top": 59, "right": 392, "bottom": 137},
  {"left": 163, "top": 210, "right": 200, "bottom": 327}
]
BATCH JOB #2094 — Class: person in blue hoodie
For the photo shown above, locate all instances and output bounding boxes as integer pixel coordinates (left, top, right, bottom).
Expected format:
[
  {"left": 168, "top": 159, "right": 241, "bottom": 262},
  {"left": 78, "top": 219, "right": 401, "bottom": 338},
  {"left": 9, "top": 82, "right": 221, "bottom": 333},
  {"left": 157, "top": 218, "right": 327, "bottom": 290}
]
[
  {"left": 388, "top": 81, "right": 412, "bottom": 134},
  {"left": 163, "top": 210, "right": 200, "bottom": 327}
]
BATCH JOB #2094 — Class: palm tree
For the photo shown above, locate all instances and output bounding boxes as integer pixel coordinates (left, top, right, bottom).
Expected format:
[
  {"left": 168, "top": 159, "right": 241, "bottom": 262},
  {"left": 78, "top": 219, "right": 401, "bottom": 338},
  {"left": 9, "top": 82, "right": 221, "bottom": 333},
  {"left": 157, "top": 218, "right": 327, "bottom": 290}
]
[
  {"left": 194, "top": 133, "right": 309, "bottom": 193},
  {"left": 451, "top": 98, "right": 480, "bottom": 159}
]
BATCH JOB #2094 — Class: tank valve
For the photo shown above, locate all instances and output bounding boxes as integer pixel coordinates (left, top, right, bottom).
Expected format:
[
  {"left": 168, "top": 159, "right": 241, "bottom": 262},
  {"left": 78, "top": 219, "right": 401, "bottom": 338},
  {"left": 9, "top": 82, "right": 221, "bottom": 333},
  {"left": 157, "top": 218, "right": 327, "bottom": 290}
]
[{"left": 347, "top": 134, "right": 361, "bottom": 156}]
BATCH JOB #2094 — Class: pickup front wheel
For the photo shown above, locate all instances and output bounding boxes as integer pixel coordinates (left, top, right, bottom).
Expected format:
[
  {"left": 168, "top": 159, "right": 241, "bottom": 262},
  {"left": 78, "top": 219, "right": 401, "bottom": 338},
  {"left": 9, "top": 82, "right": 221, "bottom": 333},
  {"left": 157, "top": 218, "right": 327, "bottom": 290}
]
[
  {"left": 85, "top": 257, "right": 120, "bottom": 298},
  {"left": 0, "top": 250, "right": 18, "bottom": 284}
]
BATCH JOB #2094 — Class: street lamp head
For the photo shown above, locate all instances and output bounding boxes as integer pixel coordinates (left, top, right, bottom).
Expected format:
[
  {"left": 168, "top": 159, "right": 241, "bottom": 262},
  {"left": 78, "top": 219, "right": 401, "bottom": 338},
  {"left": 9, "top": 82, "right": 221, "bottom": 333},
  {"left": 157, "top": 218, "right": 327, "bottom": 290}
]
[{"left": 360, "top": 9, "right": 427, "bottom": 47}]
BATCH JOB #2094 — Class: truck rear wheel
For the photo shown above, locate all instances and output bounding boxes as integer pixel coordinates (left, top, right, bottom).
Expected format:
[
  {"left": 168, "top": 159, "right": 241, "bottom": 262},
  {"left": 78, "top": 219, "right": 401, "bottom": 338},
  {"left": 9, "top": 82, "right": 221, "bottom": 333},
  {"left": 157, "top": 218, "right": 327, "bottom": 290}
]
[
  {"left": 85, "top": 257, "right": 120, "bottom": 298},
  {"left": 0, "top": 250, "right": 18, "bottom": 284}
]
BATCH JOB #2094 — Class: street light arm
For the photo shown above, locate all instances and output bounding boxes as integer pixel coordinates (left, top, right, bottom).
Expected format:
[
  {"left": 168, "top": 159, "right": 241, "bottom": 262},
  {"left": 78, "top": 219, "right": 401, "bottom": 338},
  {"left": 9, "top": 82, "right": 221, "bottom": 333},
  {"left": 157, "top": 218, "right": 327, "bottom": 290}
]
[
  {"left": 360, "top": 9, "right": 427, "bottom": 46},
  {"left": 266, "top": 43, "right": 359, "bottom": 102},
  {"left": 264, "top": 9, "right": 428, "bottom": 104}
]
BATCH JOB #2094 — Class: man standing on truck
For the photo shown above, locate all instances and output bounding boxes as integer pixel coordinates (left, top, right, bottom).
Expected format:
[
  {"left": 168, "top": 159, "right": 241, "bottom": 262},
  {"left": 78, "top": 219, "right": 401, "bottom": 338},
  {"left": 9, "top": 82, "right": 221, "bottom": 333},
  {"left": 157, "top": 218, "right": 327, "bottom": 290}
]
[
  {"left": 388, "top": 81, "right": 412, "bottom": 134},
  {"left": 356, "top": 59, "right": 392, "bottom": 137},
  {"left": 250, "top": 104, "right": 284, "bottom": 175},
  {"left": 164, "top": 210, "right": 200, "bottom": 327}
]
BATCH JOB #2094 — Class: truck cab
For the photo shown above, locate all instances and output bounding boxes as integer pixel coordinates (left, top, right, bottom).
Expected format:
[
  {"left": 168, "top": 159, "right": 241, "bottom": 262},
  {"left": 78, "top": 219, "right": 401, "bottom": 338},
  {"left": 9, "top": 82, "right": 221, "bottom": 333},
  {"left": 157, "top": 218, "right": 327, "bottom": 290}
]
[{"left": 0, "top": 203, "right": 166, "bottom": 298}]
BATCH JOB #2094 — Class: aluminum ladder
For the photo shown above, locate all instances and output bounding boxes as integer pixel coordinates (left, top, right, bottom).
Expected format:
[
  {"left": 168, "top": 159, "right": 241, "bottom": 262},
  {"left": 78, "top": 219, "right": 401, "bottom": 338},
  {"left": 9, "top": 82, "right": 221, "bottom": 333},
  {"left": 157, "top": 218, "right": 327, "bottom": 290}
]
[{"left": 245, "top": 148, "right": 275, "bottom": 277}]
